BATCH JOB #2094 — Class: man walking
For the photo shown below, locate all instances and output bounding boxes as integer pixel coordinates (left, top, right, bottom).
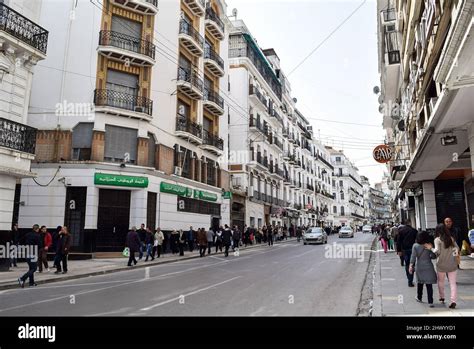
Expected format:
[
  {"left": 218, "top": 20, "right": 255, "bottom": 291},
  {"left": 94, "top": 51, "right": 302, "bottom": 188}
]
[
  {"left": 137, "top": 223, "right": 146, "bottom": 260},
  {"left": 232, "top": 226, "right": 241, "bottom": 252},
  {"left": 396, "top": 220, "right": 418, "bottom": 287},
  {"left": 144, "top": 227, "right": 155, "bottom": 262},
  {"left": 38, "top": 225, "right": 52, "bottom": 273},
  {"left": 18, "top": 224, "right": 40, "bottom": 288},
  {"left": 153, "top": 227, "right": 164, "bottom": 258},
  {"left": 187, "top": 226, "right": 195, "bottom": 252},
  {"left": 267, "top": 225, "right": 274, "bottom": 246},
  {"left": 206, "top": 227, "right": 214, "bottom": 255},
  {"left": 221, "top": 225, "right": 233, "bottom": 257},
  {"left": 126, "top": 226, "right": 140, "bottom": 267}
]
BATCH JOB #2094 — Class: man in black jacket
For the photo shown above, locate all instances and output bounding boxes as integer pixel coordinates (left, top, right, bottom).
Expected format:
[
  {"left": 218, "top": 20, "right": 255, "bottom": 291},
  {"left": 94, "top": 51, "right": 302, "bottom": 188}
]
[
  {"left": 137, "top": 223, "right": 146, "bottom": 260},
  {"left": 221, "top": 225, "right": 233, "bottom": 257},
  {"left": 18, "top": 224, "right": 40, "bottom": 288},
  {"left": 396, "top": 220, "right": 417, "bottom": 287}
]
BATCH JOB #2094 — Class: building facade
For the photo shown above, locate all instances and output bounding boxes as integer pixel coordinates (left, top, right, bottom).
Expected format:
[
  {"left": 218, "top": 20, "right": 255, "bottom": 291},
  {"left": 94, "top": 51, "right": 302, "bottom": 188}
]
[
  {"left": 227, "top": 19, "right": 334, "bottom": 232},
  {"left": 0, "top": 0, "right": 48, "bottom": 269},
  {"left": 377, "top": 0, "right": 474, "bottom": 236},
  {"left": 328, "top": 147, "right": 365, "bottom": 228},
  {"left": 18, "top": 0, "right": 232, "bottom": 252}
]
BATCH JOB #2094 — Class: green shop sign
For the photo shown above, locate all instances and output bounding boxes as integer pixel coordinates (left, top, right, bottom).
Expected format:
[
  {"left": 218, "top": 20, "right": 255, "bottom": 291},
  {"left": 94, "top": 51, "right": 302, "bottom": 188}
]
[
  {"left": 94, "top": 173, "right": 148, "bottom": 188},
  {"left": 193, "top": 190, "right": 218, "bottom": 202},
  {"left": 222, "top": 191, "right": 232, "bottom": 199},
  {"left": 160, "top": 182, "right": 192, "bottom": 197}
]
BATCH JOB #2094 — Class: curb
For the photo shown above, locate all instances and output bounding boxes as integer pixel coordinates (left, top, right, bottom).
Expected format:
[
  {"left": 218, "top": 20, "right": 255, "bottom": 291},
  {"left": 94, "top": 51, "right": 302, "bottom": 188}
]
[{"left": 0, "top": 238, "right": 297, "bottom": 291}]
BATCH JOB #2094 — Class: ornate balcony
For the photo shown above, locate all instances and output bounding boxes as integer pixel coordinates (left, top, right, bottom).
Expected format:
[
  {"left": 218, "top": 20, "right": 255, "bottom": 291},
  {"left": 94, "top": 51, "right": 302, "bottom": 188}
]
[
  {"left": 94, "top": 89, "right": 153, "bottom": 120},
  {"left": 98, "top": 30, "right": 156, "bottom": 66},
  {"left": 178, "top": 19, "right": 204, "bottom": 57},
  {"left": 204, "top": 7, "right": 224, "bottom": 41},
  {"left": 0, "top": 117, "right": 37, "bottom": 155},
  {"left": 175, "top": 114, "right": 202, "bottom": 144},
  {"left": 200, "top": 129, "right": 223, "bottom": 155},
  {"left": 203, "top": 89, "right": 224, "bottom": 116},
  {"left": 177, "top": 66, "right": 203, "bottom": 100},
  {"left": 204, "top": 46, "right": 224, "bottom": 77},
  {"left": 110, "top": 0, "right": 158, "bottom": 15},
  {"left": 182, "top": 0, "right": 205, "bottom": 17}
]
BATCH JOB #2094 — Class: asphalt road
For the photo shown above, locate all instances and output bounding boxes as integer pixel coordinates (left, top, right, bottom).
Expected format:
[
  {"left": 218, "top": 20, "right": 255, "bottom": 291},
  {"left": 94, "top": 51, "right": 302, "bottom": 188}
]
[{"left": 0, "top": 233, "right": 375, "bottom": 316}]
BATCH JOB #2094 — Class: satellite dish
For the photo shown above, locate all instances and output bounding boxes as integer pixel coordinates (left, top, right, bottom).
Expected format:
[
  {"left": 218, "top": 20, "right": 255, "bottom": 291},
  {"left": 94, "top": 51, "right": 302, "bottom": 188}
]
[
  {"left": 378, "top": 95, "right": 384, "bottom": 104},
  {"left": 232, "top": 8, "right": 238, "bottom": 17},
  {"left": 293, "top": 97, "right": 298, "bottom": 103},
  {"left": 397, "top": 120, "right": 405, "bottom": 131},
  {"left": 373, "top": 86, "right": 380, "bottom": 94}
]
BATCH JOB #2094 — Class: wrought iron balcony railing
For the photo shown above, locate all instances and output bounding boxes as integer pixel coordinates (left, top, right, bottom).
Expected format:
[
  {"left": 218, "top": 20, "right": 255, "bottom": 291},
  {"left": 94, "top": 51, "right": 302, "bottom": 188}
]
[
  {"left": 0, "top": 117, "right": 37, "bottom": 154},
  {"left": 205, "top": 7, "right": 224, "bottom": 33},
  {"left": 94, "top": 89, "right": 153, "bottom": 116},
  {"left": 176, "top": 114, "right": 202, "bottom": 138},
  {"left": 0, "top": 3, "right": 48, "bottom": 54},
  {"left": 99, "top": 30, "right": 155, "bottom": 59},
  {"left": 204, "top": 89, "right": 224, "bottom": 109},
  {"left": 177, "top": 66, "right": 204, "bottom": 92},
  {"left": 179, "top": 19, "right": 204, "bottom": 48},
  {"left": 202, "top": 129, "right": 223, "bottom": 150},
  {"left": 204, "top": 46, "right": 224, "bottom": 69}
]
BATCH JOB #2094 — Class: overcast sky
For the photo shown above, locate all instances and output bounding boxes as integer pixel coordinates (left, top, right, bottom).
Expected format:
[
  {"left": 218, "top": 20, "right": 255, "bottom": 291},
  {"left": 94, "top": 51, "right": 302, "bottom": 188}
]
[{"left": 225, "top": 0, "right": 387, "bottom": 186}]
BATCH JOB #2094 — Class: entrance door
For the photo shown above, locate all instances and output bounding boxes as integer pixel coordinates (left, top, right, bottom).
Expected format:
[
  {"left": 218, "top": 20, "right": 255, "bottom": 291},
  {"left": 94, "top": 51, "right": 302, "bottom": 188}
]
[
  {"left": 435, "top": 179, "right": 468, "bottom": 240},
  {"left": 97, "top": 189, "right": 131, "bottom": 252},
  {"left": 64, "top": 187, "right": 87, "bottom": 251},
  {"left": 211, "top": 217, "right": 220, "bottom": 231}
]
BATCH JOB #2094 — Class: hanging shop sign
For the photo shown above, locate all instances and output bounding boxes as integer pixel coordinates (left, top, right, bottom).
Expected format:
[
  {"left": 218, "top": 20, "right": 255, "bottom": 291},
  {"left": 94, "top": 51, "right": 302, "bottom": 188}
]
[
  {"left": 160, "top": 182, "right": 192, "bottom": 197},
  {"left": 373, "top": 144, "right": 393, "bottom": 164},
  {"left": 94, "top": 173, "right": 148, "bottom": 188},
  {"left": 222, "top": 191, "right": 233, "bottom": 199}
]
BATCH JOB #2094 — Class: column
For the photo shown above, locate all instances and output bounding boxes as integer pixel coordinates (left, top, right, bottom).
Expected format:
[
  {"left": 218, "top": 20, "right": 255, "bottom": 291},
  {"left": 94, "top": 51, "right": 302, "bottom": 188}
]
[{"left": 422, "top": 181, "right": 437, "bottom": 229}]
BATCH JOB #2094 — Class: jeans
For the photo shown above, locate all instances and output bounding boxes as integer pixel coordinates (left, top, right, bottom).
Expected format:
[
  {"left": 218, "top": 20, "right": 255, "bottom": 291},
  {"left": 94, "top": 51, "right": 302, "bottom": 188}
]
[
  {"left": 207, "top": 241, "right": 213, "bottom": 254},
  {"left": 55, "top": 254, "right": 68, "bottom": 272},
  {"left": 199, "top": 245, "right": 206, "bottom": 257},
  {"left": 417, "top": 283, "right": 433, "bottom": 304},
  {"left": 145, "top": 243, "right": 153, "bottom": 261},
  {"left": 268, "top": 236, "right": 273, "bottom": 246},
  {"left": 139, "top": 243, "right": 144, "bottom": 259},
  {"left": 437, "top": 271, "right": 457, "bottom": 303},
  {"left": 232, "top": 240, "right": 240, "bottom": 251},
  {"left": 20, "top": 258, "right": 37, "bottom": 285},
  {"left": 128, "top": 252, "right": 137, "bottom": 266},
  {"left": 403, "top": 250, "right": 413, "bottom": 284}
]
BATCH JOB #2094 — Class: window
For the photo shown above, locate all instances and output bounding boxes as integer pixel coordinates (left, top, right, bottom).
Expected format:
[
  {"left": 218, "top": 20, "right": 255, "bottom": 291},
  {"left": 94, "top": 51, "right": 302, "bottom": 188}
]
[
  {"left": 72, "top": 123, "right": 93, "bottom": 161},
  {"left": 106, "top": 69, "right": 139, "bottom": 97},
  {"left": 339, "top": 180, "right": 343, "bottom": 187},
  {"left": 340, "top": 192, "right": 344, "bottom": 200},
  {"left": 177, "top": 99, "right": 190, "bottom": 118},
  {"left": 104, "top": 125, "right": 138, "bottom": 164},
  {"left": 335, "top": 156, "right": 341, "bottom": 163},
  {"left": 340, "top": 206, "right": 345, "bottom": 216},
  {"left": 250, "top": 217, "right": 255, "bottom": 228},
  {"left": 339, "top": 168, "right": 343, "bottom": 176},
  {"left": 257, "top": 218, "right": 262, "bottom": 228},
  {"left": 207, "top": 159, "right": 217, "bottom": 186},
  {"left": 111, "top": 15, "right": 142, "bottom": 39},
  {"left": 175, "top": 145, "right": 191, "bottom": 179},
  {"left": 177, "top": 196, "right": 220, "bottom": 216},
  {"left": 333, "top": 206, "right": 337, "bottom": 214},
  {"left": 147, "top": 133, "right": 156, "bottom": 168}
]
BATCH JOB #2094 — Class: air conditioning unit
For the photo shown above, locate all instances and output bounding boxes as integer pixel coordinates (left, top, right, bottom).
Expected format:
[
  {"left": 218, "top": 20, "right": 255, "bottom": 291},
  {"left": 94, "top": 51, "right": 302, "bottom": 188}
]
[
  {"left": 174, "top": 166, "right": 182, "bottom": 176},
  {"left": 191, "top": 152, "right": 197, "bottom": 159},
  {"left": 175, "top": 144, "right": 182, "bottom": 153},
  {"left": 134, "top": 106, "right": 144, "bottom": 113},
  {"left": 306, "top": 125, "right": 313, "bottom": 132},
  {"left": 248, "top": 186, "right": 254, "bottom": 197}
]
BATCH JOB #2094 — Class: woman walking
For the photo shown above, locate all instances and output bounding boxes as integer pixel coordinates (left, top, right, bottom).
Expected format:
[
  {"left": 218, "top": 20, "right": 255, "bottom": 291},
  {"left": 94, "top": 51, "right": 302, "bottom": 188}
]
[
  {"left": 428, "top": 224, "right": 460, "bottom": 309},
  {"left": 409, "top": 231, "right": 437, "bottom": 307},
  {"left": 379, "top": 228, "right": 389, "bottom": 253}
]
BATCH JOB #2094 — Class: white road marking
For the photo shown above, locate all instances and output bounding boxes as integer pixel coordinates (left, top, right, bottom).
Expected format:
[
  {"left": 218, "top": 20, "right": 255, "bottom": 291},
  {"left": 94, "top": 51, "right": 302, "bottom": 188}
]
[{"left": 140, "top": 276, "right": 242, "bottom": 311}]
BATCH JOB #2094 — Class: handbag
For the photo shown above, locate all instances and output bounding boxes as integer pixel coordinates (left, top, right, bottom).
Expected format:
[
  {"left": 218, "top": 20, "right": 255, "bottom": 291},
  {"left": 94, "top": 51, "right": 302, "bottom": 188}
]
[{"left": 122, "top": 247, "right": 130, "bottom": 258}]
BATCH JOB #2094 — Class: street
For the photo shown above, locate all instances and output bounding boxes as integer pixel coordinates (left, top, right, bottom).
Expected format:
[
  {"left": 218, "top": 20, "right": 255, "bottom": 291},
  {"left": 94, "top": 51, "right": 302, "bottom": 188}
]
[{"left": 0, "top": 234, "right": 374, "bottom": 316}]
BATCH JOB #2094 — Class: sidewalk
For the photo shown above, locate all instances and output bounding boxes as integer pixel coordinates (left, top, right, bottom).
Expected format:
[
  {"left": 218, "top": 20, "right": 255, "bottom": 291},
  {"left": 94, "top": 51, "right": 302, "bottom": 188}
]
[
  {"left": 0, "top": 238, "right": 296, "bottom": 290},
  {"left": 373, "top": 245, "right": 474, "bottom": 316}
]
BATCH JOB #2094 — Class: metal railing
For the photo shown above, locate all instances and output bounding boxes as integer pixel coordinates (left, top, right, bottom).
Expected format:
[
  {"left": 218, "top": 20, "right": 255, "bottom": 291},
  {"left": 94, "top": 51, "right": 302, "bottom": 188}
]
[
  {"left": 204, "top": 46, "right": 224, "bottom": 69},
  {"left": 179, "top": 19, "right": 204, "bottom": 47},
  {"left": 0, "top": 3, "right": 48, "bottom": 54},
  {"left": 249, "top": 115, "right": 266, "bottom": 134},
  {"left": 94, "top": 89, "right": 153, "bottom": 116},
  {"left": 177, "top": 66, "right": 203, "bottom": 92},
  {"left": 317, "top": 154, "right": 334, "bottom": 170},
  {"left": 0, "top": 117, "right": 37, "bottom": 154},
  {"left": 249, "top": 84, "right": 267, "bottom": 107},
  {"left": 99, "top": 30, "right": 155, "bottom": 59},
  {"left": 204, "top": 89, "right": 224, "bottom": 109},
  {"left": 176, "top": 114, "right": 202, "bottom": 138},
  {"left": 202, "top": 129, "right": 223, "bottom": 150},
  {"left": 205, "top": 7, "right": 224, "bottom": 33}
]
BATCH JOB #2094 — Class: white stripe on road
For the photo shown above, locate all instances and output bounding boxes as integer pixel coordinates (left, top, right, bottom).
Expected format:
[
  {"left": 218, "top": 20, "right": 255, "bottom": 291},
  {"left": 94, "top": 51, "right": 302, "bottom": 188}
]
[{"left": 139, "top": 276, "right": 242, "bottom": 311}]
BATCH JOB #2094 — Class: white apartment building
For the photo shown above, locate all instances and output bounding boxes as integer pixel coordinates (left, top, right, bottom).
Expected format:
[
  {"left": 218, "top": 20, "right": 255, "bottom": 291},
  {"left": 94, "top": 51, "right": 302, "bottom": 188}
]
[
  {"left": 328, "top": 147, "right": 365, "bottom": 228},
  {"left": 18, "top": 0, "right": 231, "bottom": 253},
  {"left": 0, "top": 0, "right": 48, "bottom": 269}
]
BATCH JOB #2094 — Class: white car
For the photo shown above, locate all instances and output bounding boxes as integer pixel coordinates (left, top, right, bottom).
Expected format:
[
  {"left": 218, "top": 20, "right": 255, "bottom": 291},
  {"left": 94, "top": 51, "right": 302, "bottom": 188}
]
[
  {"left": 339, "top": 226, "right": 354, "bottom": 238},
  {"left": 303, "top": 227, "right": 328, "bottom": 245},
  {"left": 362, "top": 225, "right": 372, "bottom": 234}
]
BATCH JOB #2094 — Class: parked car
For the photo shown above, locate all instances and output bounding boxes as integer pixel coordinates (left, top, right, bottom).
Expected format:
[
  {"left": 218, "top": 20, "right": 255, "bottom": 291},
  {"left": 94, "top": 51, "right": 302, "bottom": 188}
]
[
  {"left": 362, "top": 225, "right": 372, "bottom": 234},
  {"left": 303, "top": 227, "right": 328, "bottom": 245},
  {"left": 339, "top": 226, "right": 354, "bottom": 238}
]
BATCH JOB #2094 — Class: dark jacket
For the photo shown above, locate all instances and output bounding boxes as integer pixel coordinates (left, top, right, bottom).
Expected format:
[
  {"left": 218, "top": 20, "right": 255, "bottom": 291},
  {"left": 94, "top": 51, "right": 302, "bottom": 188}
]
[
  {"left": 221, "top": 229, "right": 232, "bottom": 245},
  {"left": 197, "top": 230, "right": 207, "bottom": 246},
  {"left": 11, "top": 228, "right": 20, "bottom": 245},
  {"left": 145, "top": 231, "right": 154, "bottom": 245},
  {"left": 126, "top": 230, "right": 141, "bottom": 253},
  {"left": 396, "top": 225, "right": 417, "bottom": 252},
  {"left": 24, "top": 231, "right": 40, "bottom": 248},
  {"left": 137, "top": 228, "right": 146, "bottom": 243},
  {"left": 56, "top": 233, "right": 72, "bottom": 255},
  {"left": 232, "top": 230, "right": 241, "bottom": 241}
]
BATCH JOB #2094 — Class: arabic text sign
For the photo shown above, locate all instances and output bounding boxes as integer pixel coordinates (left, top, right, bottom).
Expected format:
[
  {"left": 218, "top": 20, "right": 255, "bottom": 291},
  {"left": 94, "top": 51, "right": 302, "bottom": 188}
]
[{"left": 94, "top": 173, "right": 148, "bottom": 188}]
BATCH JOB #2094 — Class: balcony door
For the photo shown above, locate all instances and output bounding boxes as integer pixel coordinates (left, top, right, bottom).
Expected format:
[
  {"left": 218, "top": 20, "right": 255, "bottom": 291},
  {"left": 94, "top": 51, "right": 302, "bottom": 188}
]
[
  {"left": 204, "top": 75, "right": 213, "bottom": 100},
  {"left": 106, "top": 69, "right": 139, "bottom": 110},
  {"left": 111, "top": 15, "right": 142, "bottom": 53}
]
